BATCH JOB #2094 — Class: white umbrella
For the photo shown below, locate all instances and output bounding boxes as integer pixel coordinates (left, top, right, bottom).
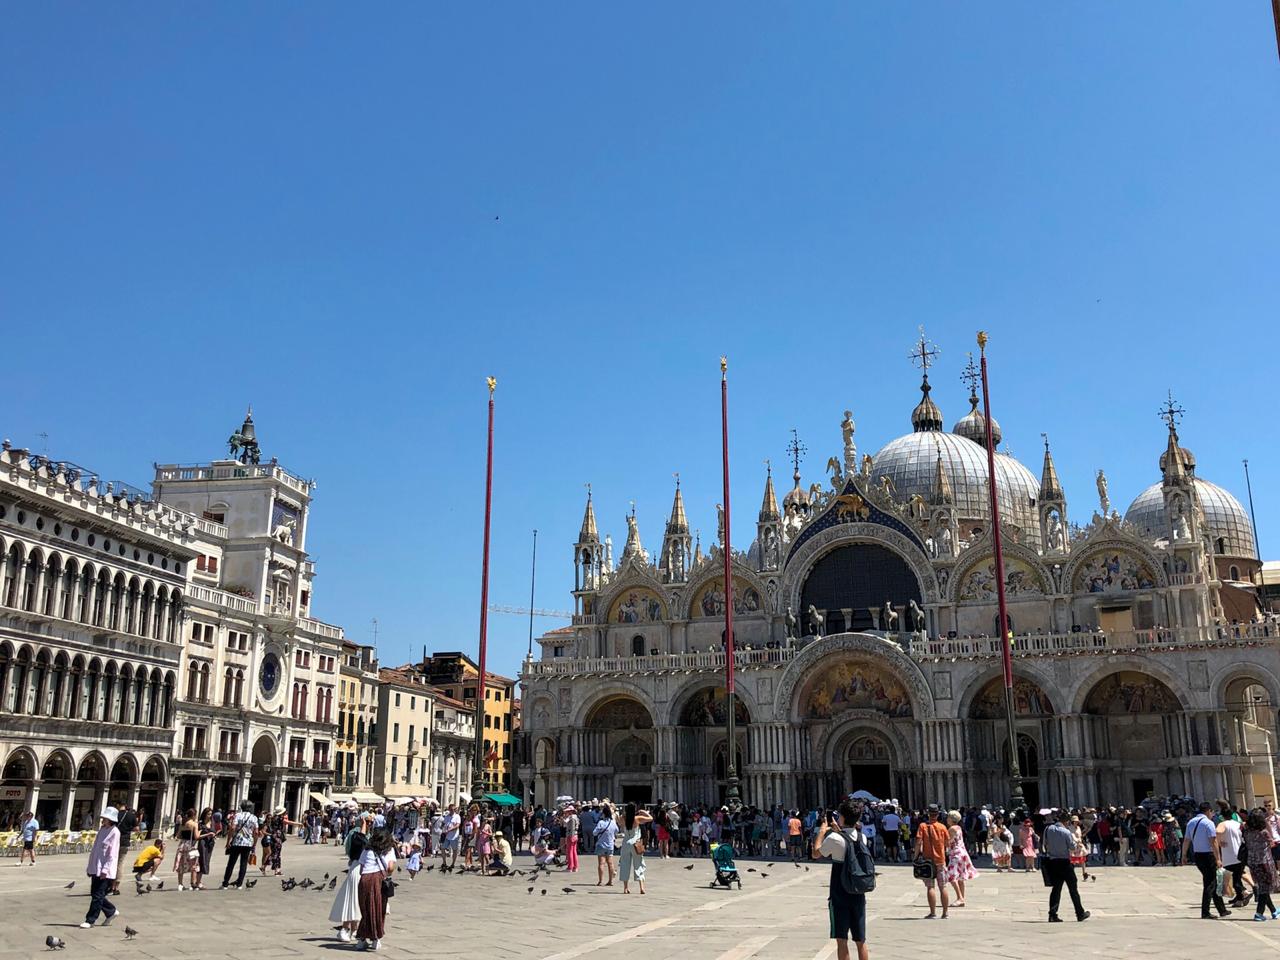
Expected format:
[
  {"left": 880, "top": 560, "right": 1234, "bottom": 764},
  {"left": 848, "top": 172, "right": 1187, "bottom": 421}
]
[{"left": 850, "top": 790, "right": 880, "bottom": 802}]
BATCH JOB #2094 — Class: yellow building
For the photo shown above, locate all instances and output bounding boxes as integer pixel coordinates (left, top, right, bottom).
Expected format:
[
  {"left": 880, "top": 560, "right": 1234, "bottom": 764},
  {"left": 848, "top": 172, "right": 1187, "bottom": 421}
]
[
  {"left": 419, "top": 652, "right": 516, "bottom": 793},
  {"left": 374, "top": 667, "right": 435, "bottom": 799}
]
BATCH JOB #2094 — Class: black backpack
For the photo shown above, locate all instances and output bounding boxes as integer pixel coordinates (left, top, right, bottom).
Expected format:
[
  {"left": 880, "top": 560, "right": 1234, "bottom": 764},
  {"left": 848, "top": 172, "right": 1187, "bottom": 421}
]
[{"left": 839, "top": 829, "right": 876, "bottom": 895}]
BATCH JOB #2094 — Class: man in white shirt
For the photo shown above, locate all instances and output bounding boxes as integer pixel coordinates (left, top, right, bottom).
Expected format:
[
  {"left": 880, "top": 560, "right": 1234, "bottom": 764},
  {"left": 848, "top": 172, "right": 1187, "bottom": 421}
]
[
  {"left": 439, "top": 803, "right": 462, "bottom": 873},
  {"left": 1181, "top": 801, "right": 1228, "bottom": 919},
  {"left": 813, "top": 801, "right": 870, "bottom": 960},
  {"left": 881, "top": 809, "right": 901, "bottom": 863}
]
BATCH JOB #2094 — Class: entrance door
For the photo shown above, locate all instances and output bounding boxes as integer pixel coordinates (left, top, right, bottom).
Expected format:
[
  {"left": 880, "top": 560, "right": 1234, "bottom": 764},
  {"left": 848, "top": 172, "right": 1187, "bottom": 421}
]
[
  {"left": 850, "top": 764, "right": 891, "bottom": 801},
  {"left": 621, "top": 784, "right": 652, "bottom": 806},
  {"left": 1132, "top": 778, "right": 1154, "bottom": 806}
]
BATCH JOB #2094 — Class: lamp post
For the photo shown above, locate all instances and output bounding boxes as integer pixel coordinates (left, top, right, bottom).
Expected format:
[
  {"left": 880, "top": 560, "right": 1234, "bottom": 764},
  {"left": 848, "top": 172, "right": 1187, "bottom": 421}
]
[
  {"left": 471, "top": 377, "right": 497, "bottom": 811},
  {"left": 977, "top": 332, "right": 1026, "bottom": 814},
  {"left": 719, "top": 357, "right": 742, "bottom": 811}
]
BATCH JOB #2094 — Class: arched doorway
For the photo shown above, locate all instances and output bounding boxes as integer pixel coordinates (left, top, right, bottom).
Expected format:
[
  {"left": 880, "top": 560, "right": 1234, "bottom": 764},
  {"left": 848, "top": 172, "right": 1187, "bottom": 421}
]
[
  {"left": 0, "top": 749, "right": 36, "bottom": 828},
  {"left": 138, "top": 756, "right": 166, "bottom": 836},
  {"left": 846, "top": 734, "right": 893, "bottom": 801},
  {"left": 108, "top": 755, "right": 137, "bottom": 811},
  {"left": 249, "top": 736, "right": 277, "bottom": 814},
  {"left": 38, "top": 752, "right": 73, "bottom": 830},
  {"left": 676, "top": 685, "right": 751, "bottom": 805},
  {"left": 533, "top": 738, "right": 556, "bottom": 809},
  {"left": 585, "top": 696, "right": 654, "bottom": 805},
  {"left": 1002, "top": 734, "right": 1041, "bottom": 810},
  {"left": 1223, "top": 676, "right": 1277, "bottom": 805},
  {"left": 969, "top": 675, "right": 1054, "bottom": 807},
  {"left": 73, "top": 753, "right": 107, "bottom": 830},
  {"left": 800, "top": 543, "right": 923, "bottom": 634},
  {"left": 1084, "top": 670, "right": 1182, "bottom": 804}
]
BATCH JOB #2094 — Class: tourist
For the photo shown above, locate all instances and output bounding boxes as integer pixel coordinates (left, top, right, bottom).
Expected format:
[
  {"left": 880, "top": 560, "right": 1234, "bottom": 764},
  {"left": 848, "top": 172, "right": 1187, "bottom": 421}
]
[
  {"left": 814, "top": 800, "right": 870, "bottom": 960},
  {"left": 260, "top": 810, "right": 293, "bottom": 876},
  {"left": 439, "top": 803, "right": 461, "bottom": 873},
  {"left": 1017, "top": 816, "right": 1038, "bottom": 873},
  {"left": 788, "top": 810, "right": 805, "bottom": 861},
  {"left": 913, "top": 804, "right": 949, "bottom": 920},
  {"left": 990, "top": 817, "right": 1013, "bottom": 872},
  {"left": 330, "top": 813, "right": 368, "bottom": 943},
  {"left": 594, "top": 801, "right": 618, "bottom": 886},
  {"left": 1068, "top": 815, "right": 1093, "bottom": 883},
  {"left": 1243, "top": 808, "right": 1279, "bottom": 922},
  {"left": 174, "top": 808, "right": 201, "bottom": 891},
  {"left": 476, "top": 816, "right": 493, "bottom": 875},
  {"left": 355, "top": 828, "right": 395, "bottom": 951},
  {"left": 1182, "top": 800, "right": 1230, "bottom": 919},
  {"left": 1219, "top": 807, "right": 1251, "bottom": 906},
  {"left": 562, "top": 805, "right": 580, "bottom": 872},
  {"left": 619, "top": 802, "right": 652, "bottom": 895},
  {"left": 80, "top": 807, "right": 121, "bottom": 929},
  {"left": 18, "top": 811, "right": 39, "bottom": 866},
  {"left": 131, "top": 838, "right": 165, "bottom": 885},
  {"left": 942, "top": 810, "right": 978, "bottom": 906},
  {"left": 461, "top": 803, "right": 478, "bottom": 870},
  {"left": 490, "top": 831, "right": 513, "bottom": 876},
  {"left": 1042, "top": 811, "right": 1090, "bottom": 922},
  {"left": 196, "top": 807, "right": 215, "bottom": 884},
  {"left": 221, "top": 800, "right": 260, "bottom": 889}
]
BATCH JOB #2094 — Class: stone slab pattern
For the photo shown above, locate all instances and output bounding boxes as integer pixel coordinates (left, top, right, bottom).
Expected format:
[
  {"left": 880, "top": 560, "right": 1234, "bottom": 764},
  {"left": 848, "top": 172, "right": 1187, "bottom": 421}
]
[{"left": 1, "top": 844, "right": 1275, "bottom": 960}]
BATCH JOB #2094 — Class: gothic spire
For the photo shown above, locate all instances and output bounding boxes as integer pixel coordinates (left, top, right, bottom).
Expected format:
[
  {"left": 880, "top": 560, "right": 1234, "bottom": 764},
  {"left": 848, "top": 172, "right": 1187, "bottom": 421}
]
[
  {"left": 759, "top": 461, "right": 780, "bottom": 522},
  {"left": 578, "top": 486, "right": 599, "bottom": 543},
  {"left": 665, "top": 475, "right": 689, "bottom": 535},
  {"left": 1039, "top": 434, "right": 1064, "bottom": 501},
  {"left": 932, "top": 446, "right": 954, "bottom": 505}
]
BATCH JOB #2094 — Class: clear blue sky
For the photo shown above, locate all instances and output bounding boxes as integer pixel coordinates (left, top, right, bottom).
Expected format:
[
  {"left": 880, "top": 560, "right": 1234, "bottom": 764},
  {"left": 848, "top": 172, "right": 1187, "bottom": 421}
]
[{"left": 4, "top": 3, "right": 1278, "bottom": 680}]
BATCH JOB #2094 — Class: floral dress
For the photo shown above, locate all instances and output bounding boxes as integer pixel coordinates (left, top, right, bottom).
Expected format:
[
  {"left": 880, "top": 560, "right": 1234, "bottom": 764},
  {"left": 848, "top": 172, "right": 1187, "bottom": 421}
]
[
  {"left": 942, "top": 825, "right": 978, "bottom": 883},
  {"left": 1244, "top": 827, "right": 1280, "bottom": 893}
]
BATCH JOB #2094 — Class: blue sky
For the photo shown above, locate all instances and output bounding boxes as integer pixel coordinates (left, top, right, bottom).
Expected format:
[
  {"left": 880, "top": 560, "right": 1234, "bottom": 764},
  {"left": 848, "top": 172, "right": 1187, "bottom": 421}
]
[{"left": 4, "top": 3, "right": 1278, "bottom": 680}]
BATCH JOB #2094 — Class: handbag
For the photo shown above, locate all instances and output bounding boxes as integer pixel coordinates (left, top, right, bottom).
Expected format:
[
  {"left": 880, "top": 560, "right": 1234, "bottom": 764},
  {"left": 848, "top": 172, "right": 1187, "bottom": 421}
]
[
  {"left": 378, "top": 854, "right": 396, "bottom": 899},
  {"left": 633, "top": 836, "right": 646, "bottom": 856},
  {"left": 248, "top": 852, "right": 257, "bottom": 866},
  {"left": 912, "top": 857, "right": 936, "bottom": 881}
]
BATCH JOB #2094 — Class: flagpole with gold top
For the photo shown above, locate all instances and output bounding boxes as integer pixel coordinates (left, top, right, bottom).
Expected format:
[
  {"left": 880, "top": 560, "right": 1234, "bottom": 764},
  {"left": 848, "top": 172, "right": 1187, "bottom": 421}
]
[
  {"left": 719, "top": 357, "right": 742, "bottom": 811},
  {"left": 471, "top": 376, "right": 496, "bottom": 810},
  {"left": 977, "top": 335, "right": 1026, "bottom": 813}
]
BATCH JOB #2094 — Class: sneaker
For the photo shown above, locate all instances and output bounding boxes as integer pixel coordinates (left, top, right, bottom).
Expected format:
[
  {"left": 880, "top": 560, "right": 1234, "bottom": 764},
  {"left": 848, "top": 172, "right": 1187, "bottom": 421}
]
[
  {"left": 338, "top": 929, "right": 352, "bottom": 942},
  {"left": 78, "top": 922, "right": 92, "bottom": 929},
  {"left": 1220, "top": 909, "right": 1233, "bottom": 918},
  {"left": 177, "top": 884, "right": 184, "bottom": 891},
  {"left": 101, "top": 913, "right": 118, "bottom": 927},
  {"left": 1255, "top": 913, "right": 1268, "bottom": 922},
  {"left": 357, "top": 940, "right": 369, "bottom": 951},
  {"left": 1048, "top": 916, "right": 1062, "bottom": 923},
  {"left": 1272, "top": 910, "right": 1278, "bottom": 920},
  {"left": 371, "top": 940, "right": 382, "bottom": 951},
  {"left": 1077, "top": 912, "right": 1090, "bottom": 922}
]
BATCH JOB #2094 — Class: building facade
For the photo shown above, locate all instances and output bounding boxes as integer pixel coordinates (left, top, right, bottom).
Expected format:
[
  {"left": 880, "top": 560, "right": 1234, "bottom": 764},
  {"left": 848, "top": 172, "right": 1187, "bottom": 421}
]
[
  {"left": 373, "top": 667, "right": 434, "bottom": 800},
  {"left": 0, "top": 441, "right": 192, "bottom": 830},
  {"left": 430, "top": 693, "right": 476, "bottom": 807},
  {"left": 419, "top": 652, "right": 516, "bottom": 793},
  {"left": 155, "top": 411, "right": 346, "bottom": 820},
  {"left": 336, "top": 640, "right": 380, "bottom": 797},
  {"left": 521, "top": 361, "right": 1276, "bottom": 813}
]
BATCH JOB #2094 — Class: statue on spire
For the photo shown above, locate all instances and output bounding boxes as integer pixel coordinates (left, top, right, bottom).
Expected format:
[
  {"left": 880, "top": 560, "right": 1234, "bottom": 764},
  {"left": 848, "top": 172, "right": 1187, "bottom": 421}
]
[{"left": 841, "top": 410, "right": 857, "bottom": 476}]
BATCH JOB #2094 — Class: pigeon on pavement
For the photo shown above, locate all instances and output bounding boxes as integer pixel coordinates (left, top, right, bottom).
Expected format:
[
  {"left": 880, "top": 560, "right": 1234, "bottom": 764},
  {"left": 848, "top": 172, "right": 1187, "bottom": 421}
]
[
  {"left": 46, "top": 935, "right": 66, "bottom": 949},
  {"left": 155, "top": 881, "right": 164, "bottom": 890},
  {"left": 245, "top": 880, "right": 257, "bottom": 889},
  {"left": 124, "top": 926, "right": 139, "bottom": 940},
  {"left": 327, "top": 877, "right": 337, "bottom": 890},
  {"left": 541, "top": 889, "right": 547, "bottom": 896},
  {"left": 561, "top": 887, "right": 575, "bottom": 894},
  {"left": 63, "top": 882, "right": 75, "bottom": 890},
  {"left": 684, "top": 864, "right": 695, "bottom": 871},
  {"left": 527, "top": 886, "right": 535, "bottom": 894}
]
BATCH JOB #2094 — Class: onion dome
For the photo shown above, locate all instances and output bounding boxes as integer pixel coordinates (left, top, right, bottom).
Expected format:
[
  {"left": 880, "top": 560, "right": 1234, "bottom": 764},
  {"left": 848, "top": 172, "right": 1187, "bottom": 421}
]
[
  {"left": 952, "top": 392, "right": 1002, "bottom": 449},
  {"left": 1125, "top": 478, "right": 1257, "bottom": 558},
  {"left": 911, "top": 375, "right": 944, "bottom": 432},
  {"left": 782, "top": 468, "right": 809, "bottom": 511}
]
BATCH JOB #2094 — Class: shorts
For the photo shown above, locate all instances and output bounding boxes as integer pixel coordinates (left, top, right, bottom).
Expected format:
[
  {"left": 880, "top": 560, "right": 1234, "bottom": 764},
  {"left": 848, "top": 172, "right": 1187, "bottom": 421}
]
[
  {"left": 828, "top": 893, "right": 866, "bottom": 943},
  {"left": 442, "top": 836, "right": 460, "bottom": 851},
  {"left": 23, "top": 840, "right": 34, "bottom": 851}
]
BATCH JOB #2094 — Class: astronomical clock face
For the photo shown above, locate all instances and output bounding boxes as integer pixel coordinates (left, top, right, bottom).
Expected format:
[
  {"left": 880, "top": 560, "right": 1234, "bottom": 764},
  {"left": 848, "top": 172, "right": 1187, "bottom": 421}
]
[{"left": 259, "top": 652, "right": 280, "bottom": 698}]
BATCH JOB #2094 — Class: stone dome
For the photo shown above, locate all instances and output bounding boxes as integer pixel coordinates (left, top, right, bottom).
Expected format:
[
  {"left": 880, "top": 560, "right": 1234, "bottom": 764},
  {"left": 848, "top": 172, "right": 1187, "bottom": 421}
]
[
  {"left": 1124, "top": 478, "right": 1257, "bottom": 558},
  {"left": 870, "top": 430, "right": 1041, "bottom": 548},
  {"left": 952, "top": 401, "right": 1002, "bottom": 448}
]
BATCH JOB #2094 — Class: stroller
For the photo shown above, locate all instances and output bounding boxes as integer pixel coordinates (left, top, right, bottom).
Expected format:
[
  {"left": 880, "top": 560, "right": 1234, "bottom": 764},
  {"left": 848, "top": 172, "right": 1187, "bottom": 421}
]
[{"left": 709, "top": 842, "right": 742, "bottom": 889}]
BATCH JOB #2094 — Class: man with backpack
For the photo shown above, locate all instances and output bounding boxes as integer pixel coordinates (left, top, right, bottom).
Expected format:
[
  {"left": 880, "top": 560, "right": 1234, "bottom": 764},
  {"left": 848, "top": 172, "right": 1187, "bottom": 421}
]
[{"left": 813, "top": 799, "right": 874, "bottom": 960}]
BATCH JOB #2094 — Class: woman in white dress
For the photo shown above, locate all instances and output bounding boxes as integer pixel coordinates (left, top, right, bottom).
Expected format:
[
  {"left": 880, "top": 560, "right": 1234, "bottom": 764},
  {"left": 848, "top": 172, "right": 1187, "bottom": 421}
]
[
  {"left": 329, "top": 814, "right": 368, "bottom": 942},
  {"left": 618, "top": 803, "right": 653, "bottom": 894}
]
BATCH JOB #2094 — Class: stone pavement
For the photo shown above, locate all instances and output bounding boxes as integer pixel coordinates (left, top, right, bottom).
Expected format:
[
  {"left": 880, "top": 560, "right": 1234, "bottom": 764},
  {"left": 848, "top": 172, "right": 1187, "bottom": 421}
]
[{"left": 2, "top": 844, "right": 1277, "bottom": 960}]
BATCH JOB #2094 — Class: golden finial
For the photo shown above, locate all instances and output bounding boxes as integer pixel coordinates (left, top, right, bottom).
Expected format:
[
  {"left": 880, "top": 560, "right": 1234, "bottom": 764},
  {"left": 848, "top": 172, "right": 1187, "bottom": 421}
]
[
  {"left": 486, "top": 376, "right": 497, "bottom": 395},
  {"left": 976, "top": 331, "right": 988, "bottom": 353},
  {"left": 720, "top": 356, "right": 727, "bottom": 378}
]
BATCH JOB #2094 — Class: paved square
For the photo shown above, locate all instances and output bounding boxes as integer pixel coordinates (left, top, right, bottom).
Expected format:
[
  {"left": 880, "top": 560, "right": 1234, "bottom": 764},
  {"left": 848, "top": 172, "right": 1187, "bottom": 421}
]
[{"left": 2, "top": 845, "right": 1276, "bottom": 959}]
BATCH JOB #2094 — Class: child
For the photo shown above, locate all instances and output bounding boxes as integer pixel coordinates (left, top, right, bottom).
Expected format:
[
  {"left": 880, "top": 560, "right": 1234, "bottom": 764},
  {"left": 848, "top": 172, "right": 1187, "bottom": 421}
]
[
  {"left": 991, "top": 819, "right": 1013, "bottom": 872},
  {"left": 407, "top": 842, "right": 423, "bottom": 879}
]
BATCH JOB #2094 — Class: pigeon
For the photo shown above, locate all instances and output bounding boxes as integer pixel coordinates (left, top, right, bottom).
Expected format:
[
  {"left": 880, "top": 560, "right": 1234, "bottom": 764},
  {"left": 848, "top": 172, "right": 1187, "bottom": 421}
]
[
  {"left": 245, "top": 879, "right": 257, "bottom": 889},
  {"left": 527, "top": 886, "right": 535, "bottom": 894},
  {"left": 426, "top": 865, "right": 435, "bottom": 873},
  {"left": 747, "top": 868, "right": 757, "bottom": 873},
  {"left": 684, "top": 864, "right": 695, "bottom": 871},
  {"left": 793, "top": 863, "right": 800, "bottom": 869},
  {"left": 155, "top": 881, "right": 164, "bottom": 891},
  {"left": 540, "top": 888, "right": 547, "bottom": 896},
  {"left": 766, "top": 863, "right": 775, "bottom": 868},
  {"left": 135, "top": 886, "right": 148, "bottom": 896},
  {"left": 146, "top": 882, "right": 153, "bottom": 892},
  {"left": 760, "top": 873, "right": 769, "bottom": 878},
  {"left": 63, "top": 881, "right": 75, "bottom": 890},
  {"left": 804, "top": 866, "right": 810, "bottom": 872},
  {"left": 46, "top": 935, "right": 66, "bottom": 950},
  {"left": 323, "top": 873, "right": 330, "bottom": 881},
  {"left": 124, "top": 926, "right": 139, "bottom": 940},
  {"left": 300, "top": 878, "right": 313, "bottom": 889},
  {"left": 561, "top": 887, "right": 575, "bottom": 894},
  {"left": 327, "top": 877, "right": 337, "bottom": 890}
]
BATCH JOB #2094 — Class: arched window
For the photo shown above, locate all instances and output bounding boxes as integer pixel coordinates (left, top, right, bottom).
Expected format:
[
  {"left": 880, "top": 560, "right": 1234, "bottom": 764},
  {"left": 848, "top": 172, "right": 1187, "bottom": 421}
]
[
  {"left": 631, "top": 635, "right": 645, "bottom": 656},
  {"left": 1230, "top": 565, "right": 1241, "bottom": 582},
  {"left": 198, "top": 663, "right": 210, "bottom": 702},
  {"left": 291, "top": 682, "right": 300, "bottom": 718},
  {"left": 234, "top": 670, "right": 244, "bottom": 707},
  {"left": 187, "top": 661, "right": 201, "bottom": 699},
  {"left": 223, "top": 668, "right": 236, "bottom": 706}
]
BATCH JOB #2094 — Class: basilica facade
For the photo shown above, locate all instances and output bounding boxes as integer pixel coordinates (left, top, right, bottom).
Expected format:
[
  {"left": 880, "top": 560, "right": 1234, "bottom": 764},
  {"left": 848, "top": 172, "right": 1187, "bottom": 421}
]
[{"left": 519, "top": 362, "right": 1276, "bottom": 813}]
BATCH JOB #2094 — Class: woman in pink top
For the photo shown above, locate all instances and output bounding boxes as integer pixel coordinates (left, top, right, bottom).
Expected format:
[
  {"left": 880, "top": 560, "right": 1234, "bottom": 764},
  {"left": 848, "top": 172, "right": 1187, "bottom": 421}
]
[{"left": 81, "top": 808, "right": 122, "bottom": 929}]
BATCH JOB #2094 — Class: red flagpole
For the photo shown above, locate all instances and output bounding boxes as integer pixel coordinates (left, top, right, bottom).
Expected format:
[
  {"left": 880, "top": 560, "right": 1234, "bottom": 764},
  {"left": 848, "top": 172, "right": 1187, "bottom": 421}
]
[
  {"left": 977, "top": 334, "right": 1025, "bottom": 811},
  {"left": 472, "top": 376, "right": 496, "bottom": 806},
  {"left": 720, "top": 357, "right": 741, "bottom": 808}
]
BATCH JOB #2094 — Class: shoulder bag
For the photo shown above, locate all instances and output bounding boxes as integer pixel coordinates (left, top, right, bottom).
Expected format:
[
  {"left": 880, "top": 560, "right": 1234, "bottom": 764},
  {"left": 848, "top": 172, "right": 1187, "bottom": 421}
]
[
  {"left": 377, "top": 854, "right": 396, "bottom": 899},
  {"left": 912, "top": 856, "right": 936, "bottom": 880}
]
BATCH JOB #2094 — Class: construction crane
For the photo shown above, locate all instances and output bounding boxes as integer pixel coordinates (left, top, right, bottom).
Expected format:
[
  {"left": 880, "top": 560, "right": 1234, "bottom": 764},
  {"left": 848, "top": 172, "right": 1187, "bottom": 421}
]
[{"left": 487, "top": 604, "right": 573, "bottom": 619}]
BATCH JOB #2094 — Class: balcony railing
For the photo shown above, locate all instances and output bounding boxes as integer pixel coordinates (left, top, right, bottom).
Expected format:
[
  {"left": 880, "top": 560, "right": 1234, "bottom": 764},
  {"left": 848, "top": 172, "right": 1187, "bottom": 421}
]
[
  {"left": 188, "top": 583, "right": 257, "bottom": 615},
  {"left": 155, "top": 461, "right": 312, "bottom": 496},
  {"left": 523, "top": 646, "right": 794, "bottom": 677},
  {"left": 218, "top": 750, "right": 241, "bottom": 762},
  {"left": 179, "top": 746, "right": 207, "bottom": 759}
]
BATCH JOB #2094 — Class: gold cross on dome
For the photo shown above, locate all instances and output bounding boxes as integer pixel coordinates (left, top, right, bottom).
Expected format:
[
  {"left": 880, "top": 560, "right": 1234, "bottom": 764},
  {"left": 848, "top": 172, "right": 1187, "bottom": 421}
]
[
  {"left": 961, "top": 352, "right": 980, "bottom": 394},
  {"left": 909, "top": 325, "right": 940, "bottom": 374}
]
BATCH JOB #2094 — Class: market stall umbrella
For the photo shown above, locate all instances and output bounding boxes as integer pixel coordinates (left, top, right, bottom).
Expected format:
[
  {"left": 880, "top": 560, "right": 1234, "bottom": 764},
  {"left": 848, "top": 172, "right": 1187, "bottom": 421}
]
[{"left": 484, "top": 792, "right": 522, "bottom": 807}]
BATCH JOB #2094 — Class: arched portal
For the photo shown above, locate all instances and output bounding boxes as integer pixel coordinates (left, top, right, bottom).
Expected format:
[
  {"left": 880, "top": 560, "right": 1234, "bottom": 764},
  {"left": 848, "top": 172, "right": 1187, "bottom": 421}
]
[
  {"left": 73, "top": 752, "right": 108, "bottom": 829},
  {"left": 584, "top": 696, "right": 654, "bottom": 806},
  {"left": 844, "top": 732, "right": 893, "bottom": 801},
  {"left": 108, "top": 754, "right": 138, "bottom": 810},
  {"left": 0, "top": 748, "right": 36, "bottom": 826},
  {"left": 1083, "top": 670, "right": 1183, "bottom": 804},
  {"left": 38, "top": 751, "right": 73, "bottom": 830},
  {"left": 1002, "top": 734, "right": 1041, "bottom": 810},
  {"left": 800, "top": 543, "right": 923, "bottom": 634},
  {"left": 248, "top": 735, "right": 277, "bottom": 814}
]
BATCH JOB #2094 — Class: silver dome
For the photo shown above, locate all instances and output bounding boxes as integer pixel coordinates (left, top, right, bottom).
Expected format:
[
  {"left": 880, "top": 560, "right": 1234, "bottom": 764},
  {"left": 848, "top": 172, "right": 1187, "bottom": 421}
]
[
  {"left": 953, "top": 403, "right": 1002, "bottom": 448},
  {"left": 1124, "top": 478, "right": 1257, "bottom": 558},
  {"left": 871, "top": 431, "right": 1041, "bottom": 548}
]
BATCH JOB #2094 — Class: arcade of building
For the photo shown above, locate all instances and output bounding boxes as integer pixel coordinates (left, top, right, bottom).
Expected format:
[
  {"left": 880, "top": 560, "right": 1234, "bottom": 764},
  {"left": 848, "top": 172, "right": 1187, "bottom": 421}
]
[{"left": 520, "top": 357, "right": 1277, "bottom": 813}]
